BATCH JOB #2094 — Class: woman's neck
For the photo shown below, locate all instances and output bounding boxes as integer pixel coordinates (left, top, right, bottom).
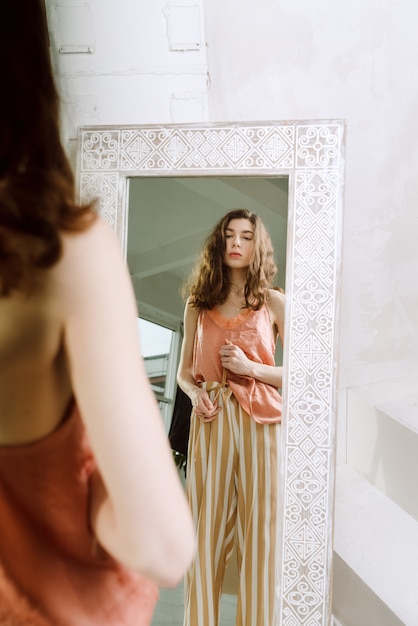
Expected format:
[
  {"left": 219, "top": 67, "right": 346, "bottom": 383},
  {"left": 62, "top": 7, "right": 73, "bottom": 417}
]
[
  {"left": 227, "top": 270, "right": 247, "bottom": 295},
  {"left": 228, "top": 283, "right": 245, "bottom": 296}
]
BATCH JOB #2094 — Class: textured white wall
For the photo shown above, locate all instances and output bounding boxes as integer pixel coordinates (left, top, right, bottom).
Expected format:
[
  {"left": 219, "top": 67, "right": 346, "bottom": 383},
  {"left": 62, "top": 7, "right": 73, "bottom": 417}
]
[
  {"left": 204, "top": 0, "right": 418, "bottom": 389},
  {"left": 46, "top": 0, "right": 418, "bottom": 391},
  {"left": 46, "top": 0, "right": 209, "bottom": 146}
]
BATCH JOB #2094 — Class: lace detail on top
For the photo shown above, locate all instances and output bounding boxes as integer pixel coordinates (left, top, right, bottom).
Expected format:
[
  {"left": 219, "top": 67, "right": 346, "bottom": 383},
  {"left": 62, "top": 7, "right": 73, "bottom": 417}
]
[{"left": 193, "top": 306, "right": 282, "bottom": 424}]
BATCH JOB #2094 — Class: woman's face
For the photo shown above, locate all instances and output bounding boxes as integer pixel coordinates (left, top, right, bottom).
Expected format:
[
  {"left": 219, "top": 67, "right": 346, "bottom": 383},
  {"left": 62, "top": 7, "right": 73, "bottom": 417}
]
[{"left": 223, "top": 218, "right": 255, "bottom": 270}]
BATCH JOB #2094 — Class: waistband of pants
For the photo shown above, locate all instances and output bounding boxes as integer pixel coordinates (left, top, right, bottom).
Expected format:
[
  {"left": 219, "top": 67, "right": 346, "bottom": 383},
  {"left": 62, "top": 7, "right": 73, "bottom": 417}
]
[{"left": 198, "top": 368, "right": 230, "bottom": 404}]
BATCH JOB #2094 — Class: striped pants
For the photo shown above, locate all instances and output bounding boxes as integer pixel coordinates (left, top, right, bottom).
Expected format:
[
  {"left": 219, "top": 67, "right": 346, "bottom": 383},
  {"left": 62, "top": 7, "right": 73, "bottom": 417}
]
[{"left": 183, "top": 382, "right": 281, "bottom": 626}]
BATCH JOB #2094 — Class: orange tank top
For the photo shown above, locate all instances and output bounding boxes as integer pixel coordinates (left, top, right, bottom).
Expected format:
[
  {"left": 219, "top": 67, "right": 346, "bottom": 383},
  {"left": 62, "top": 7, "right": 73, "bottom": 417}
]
[
  {"left": 0, "top": 402, "right": 158, "bottom": 626},
  {"left": 193, "top": 306, "right": 282, "bottom": 424}
]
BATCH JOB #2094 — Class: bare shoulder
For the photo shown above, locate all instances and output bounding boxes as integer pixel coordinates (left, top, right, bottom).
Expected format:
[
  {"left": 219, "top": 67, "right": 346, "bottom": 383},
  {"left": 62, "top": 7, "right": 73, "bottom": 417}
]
[
  {"left": 60, "top": 216, "right": 121, "bottom": 271},
  {"left": 182, "top": 298, "right": 200, "bottom": 334},
  {"left": 267, "top": 288, "right": 285, "bottom": 314},
  {"left": 266, "top": 288, "right": 285, "bottom": 339},
  {"left": 184, "top": 296, "right": 199, "bottom": 319},
  {"left": 53, "top": 216, "right": 129, "bottom": 310}
]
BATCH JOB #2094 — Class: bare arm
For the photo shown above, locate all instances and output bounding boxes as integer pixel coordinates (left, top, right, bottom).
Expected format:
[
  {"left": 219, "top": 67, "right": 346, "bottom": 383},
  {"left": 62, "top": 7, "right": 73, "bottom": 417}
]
[
  {"left": 220, "top": 289, "right": 285, "bottom": 388},
  {"left": 177, "top": 300, "right": 220, "bottom": 421},
  {"left": 55, "top": 218, "right": 195, "bottom": 588}
]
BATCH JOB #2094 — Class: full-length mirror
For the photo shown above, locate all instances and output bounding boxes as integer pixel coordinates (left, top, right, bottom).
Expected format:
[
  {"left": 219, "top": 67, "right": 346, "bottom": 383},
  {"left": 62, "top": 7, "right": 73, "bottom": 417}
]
[{"left": 76, "top": 120, "right": 345, "bottom": 626}]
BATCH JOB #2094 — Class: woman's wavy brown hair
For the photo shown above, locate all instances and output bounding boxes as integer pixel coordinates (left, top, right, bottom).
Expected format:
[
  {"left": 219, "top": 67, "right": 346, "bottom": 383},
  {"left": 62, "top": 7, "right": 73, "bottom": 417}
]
[
  {"left": 0, "top": 0, "right": 95, "bottom": 296},
  {"left": 183, "top": 209, "right": 278, "bottom": 310}
]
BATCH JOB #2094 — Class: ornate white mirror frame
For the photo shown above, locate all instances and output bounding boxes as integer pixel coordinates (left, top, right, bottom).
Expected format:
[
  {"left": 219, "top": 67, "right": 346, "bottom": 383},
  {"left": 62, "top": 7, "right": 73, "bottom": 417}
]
[{"left": 76, "top": 120, "right": 346, "bottom": 626}]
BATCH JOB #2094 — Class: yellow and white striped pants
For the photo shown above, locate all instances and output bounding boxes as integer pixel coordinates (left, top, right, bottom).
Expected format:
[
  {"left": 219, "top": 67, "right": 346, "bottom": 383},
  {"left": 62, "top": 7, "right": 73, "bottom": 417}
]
[{"left": 183, "top": 381, "right": 281, "bottom": 626}]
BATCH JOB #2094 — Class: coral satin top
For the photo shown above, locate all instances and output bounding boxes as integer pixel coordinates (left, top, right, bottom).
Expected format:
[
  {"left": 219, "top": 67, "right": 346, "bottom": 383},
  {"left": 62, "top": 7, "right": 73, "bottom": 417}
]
[
  {"left": 193, "top": 306, "right": 282, "bottom": 424},
  {"left": 0, "top": 402, "right": 158, "bottom": 626}
]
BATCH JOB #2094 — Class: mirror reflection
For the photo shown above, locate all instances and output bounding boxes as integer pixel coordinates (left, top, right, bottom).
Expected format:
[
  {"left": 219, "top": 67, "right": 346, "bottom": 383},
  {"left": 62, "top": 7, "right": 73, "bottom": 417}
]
[
  {"left": 128, "top": 176, "right": 288, "bottom": 317},
  {"left": 128, "top": 176, "right": 288, "bottom": 624}
]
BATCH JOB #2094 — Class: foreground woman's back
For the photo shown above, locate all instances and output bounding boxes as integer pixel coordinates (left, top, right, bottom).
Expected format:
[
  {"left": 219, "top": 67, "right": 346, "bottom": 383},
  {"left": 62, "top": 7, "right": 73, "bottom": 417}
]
[
  {"left": 0, "top": 275, "right": 71, "bottom": 445},
  {"left": 0, "top": 1, "right": 195, "bottom": 623}
]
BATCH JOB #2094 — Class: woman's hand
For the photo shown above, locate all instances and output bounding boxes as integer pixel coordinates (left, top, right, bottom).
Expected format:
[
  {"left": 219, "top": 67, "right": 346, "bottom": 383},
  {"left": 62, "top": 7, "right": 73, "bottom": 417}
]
[
  {"left": 220, "top": 341, "right": 252, "bottom": 377},
  {"left": 190, "top": 386, "right": 220, "bottom": 422},
  {"left": 220, "top": 338, "right": 283, "bottom": 388}
]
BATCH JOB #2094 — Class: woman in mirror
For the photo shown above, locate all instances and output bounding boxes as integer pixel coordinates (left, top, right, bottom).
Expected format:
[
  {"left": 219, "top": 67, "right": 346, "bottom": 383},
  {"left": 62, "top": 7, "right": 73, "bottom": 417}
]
[
  {"left": 177, "top": 209, "right": 285, "bottom": 626},
  {"left": 0, "top": 2, "right": 195, "bottom": 624}
]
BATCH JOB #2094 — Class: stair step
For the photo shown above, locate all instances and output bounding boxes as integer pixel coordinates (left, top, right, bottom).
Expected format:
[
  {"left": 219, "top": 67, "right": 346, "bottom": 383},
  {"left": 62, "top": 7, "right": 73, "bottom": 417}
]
[
  {"left": 347, "top": 375, "right": 418, "bottom": 521},
  {"left": 334, "top": 464, "right": 418, "bottom": 626},
  {"left": 349, "top": 375, "right": 418, "bottom": 432}
]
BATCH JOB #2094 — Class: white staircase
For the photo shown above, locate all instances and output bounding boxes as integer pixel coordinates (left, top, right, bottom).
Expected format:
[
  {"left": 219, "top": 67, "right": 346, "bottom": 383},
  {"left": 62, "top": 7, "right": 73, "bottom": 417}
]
[{"left": 332, "top": 376, "right": 418, "bottom": 626}]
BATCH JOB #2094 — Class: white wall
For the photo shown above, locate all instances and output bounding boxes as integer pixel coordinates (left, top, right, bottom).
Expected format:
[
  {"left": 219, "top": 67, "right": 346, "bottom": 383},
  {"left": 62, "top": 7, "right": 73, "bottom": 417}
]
[
  {"left": 46, "top": 0, "right": 418, "bottom": 391},
  {"left": 46, "top": 0, "right": 209, "bottom": 153},
  {"left": 203, "top": 0, "right": 418, "bottom": 390}
]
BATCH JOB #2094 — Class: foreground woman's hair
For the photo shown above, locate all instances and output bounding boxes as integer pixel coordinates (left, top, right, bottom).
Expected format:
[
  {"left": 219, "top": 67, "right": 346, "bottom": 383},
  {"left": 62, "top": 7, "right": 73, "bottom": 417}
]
[{"left": 0, "top": 0, "right": 94, "bottom": 296}]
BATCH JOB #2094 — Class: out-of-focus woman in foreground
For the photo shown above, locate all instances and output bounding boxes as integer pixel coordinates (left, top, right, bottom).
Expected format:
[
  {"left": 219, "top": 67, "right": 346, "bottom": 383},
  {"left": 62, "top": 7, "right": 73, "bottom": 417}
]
[{"left": 0, "top": 2, "right": 195, "bottom": 624}]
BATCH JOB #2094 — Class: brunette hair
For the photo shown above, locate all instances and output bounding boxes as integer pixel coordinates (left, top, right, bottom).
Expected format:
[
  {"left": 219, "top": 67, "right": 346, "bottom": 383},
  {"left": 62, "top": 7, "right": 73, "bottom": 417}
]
[
  {"left": 184, "top": 209, "right": 277, "bottom": 310},
  {"left": 0, "top": 0, "right": 95, "bottom": 296}
]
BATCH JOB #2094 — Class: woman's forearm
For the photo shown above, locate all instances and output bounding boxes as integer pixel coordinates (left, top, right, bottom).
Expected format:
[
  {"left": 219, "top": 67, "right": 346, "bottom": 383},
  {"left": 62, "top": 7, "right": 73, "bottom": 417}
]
[
  {"left": 246, "top": 362, "right": 283, "bottom": 388},
  {"left": 90, "top": 465, "right": 195, "bottom": 589},
  {"left": 177, "top": 368, "right": 200, "bottom": 402}
]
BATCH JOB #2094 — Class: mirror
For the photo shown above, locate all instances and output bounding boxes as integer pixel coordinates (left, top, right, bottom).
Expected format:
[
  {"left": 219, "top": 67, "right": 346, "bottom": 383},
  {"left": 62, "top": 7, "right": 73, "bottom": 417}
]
[
  {"left": 128, "top": 174, "right": 288, "bottom": 401},
  {"left": 76, "top": 120, "right": 346, "bottom": 625}
]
